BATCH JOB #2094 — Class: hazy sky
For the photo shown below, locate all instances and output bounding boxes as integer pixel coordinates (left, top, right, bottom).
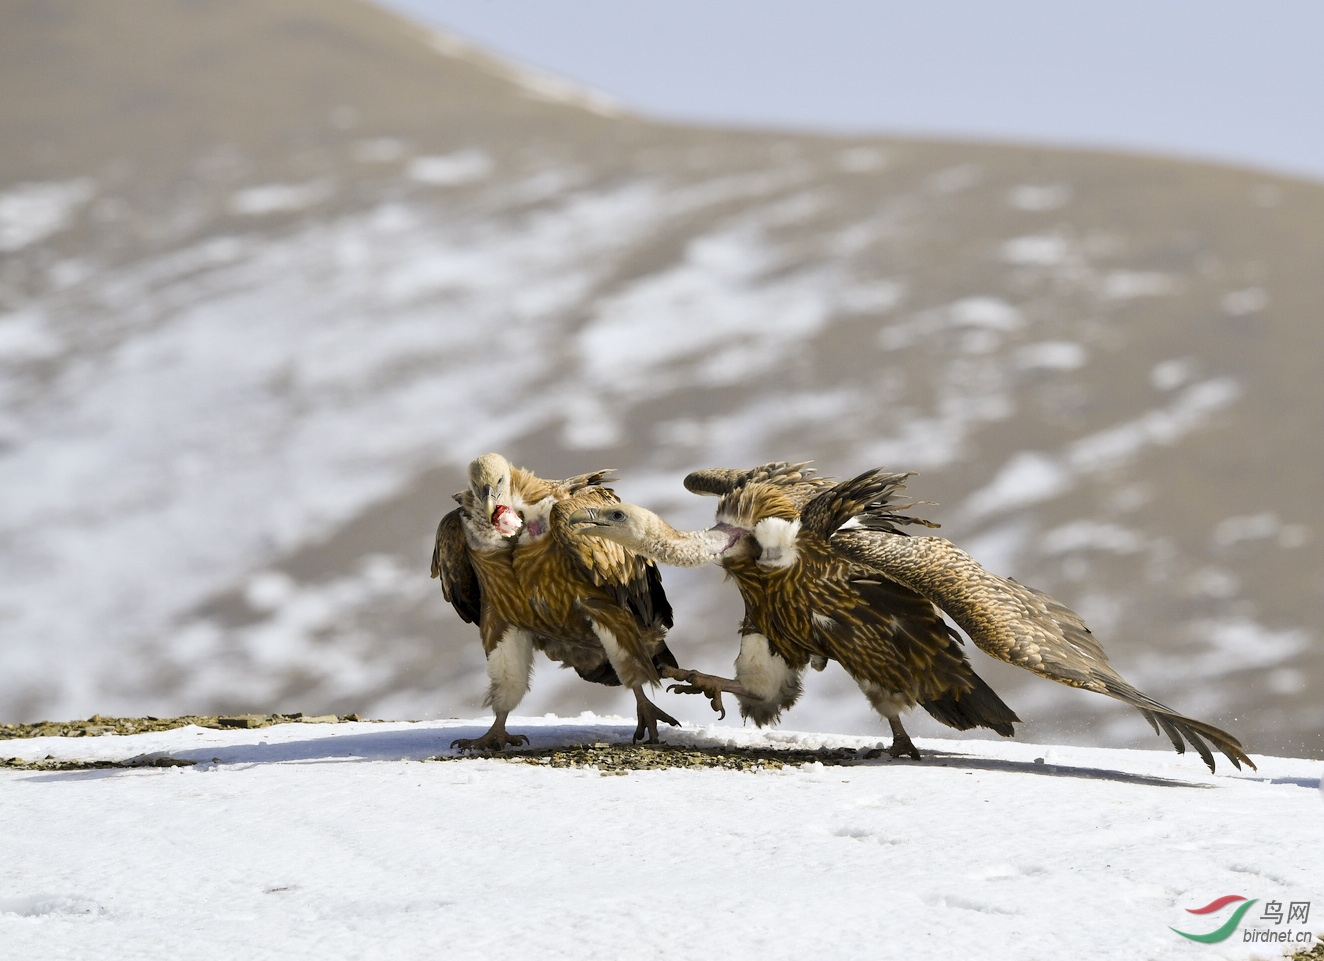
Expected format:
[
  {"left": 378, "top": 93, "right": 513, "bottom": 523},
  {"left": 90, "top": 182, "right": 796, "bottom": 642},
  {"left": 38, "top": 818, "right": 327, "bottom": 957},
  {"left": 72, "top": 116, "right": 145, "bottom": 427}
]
[{"left": 376, "top": 0, "right": 1324, "bottom": 182}]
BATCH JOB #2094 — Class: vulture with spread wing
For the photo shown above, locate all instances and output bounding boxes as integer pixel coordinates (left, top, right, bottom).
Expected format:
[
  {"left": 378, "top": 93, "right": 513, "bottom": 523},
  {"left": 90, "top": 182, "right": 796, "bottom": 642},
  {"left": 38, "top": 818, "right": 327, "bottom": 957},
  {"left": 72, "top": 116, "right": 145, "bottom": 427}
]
[
  {"left": 568, "top": 462, "right": 1253, "bottom": 771},
  {"left": 432, "top": 453, "right": 682, "bottom": 749}
]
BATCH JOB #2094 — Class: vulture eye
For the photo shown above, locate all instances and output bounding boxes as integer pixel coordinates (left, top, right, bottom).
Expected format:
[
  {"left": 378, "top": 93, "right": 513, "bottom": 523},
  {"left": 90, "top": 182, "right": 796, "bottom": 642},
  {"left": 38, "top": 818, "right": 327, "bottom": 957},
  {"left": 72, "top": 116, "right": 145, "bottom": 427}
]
[{"left": 609, "top": 510, "right": 626, "bottom": 522}]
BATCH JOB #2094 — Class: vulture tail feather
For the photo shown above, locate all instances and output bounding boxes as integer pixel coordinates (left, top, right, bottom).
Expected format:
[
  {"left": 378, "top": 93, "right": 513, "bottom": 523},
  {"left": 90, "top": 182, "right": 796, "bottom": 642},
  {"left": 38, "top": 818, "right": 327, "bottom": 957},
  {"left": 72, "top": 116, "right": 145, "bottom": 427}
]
[
  {"left": 575, "top": 661, "right": 622, "bottom": 687},
  {"left": 921, "top": 671, "right": 1020, "bottom": 737},
  {"left": 1100, "top": 673, "right": 1252, "bottom": 771}
]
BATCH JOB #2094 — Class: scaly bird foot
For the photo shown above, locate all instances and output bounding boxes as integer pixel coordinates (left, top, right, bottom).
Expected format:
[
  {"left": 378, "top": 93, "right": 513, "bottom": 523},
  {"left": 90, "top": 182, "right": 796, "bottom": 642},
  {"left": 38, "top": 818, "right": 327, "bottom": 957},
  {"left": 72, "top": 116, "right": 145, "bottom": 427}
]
[
  {"left": 450, "top": 729, "right": 530, "bottom": 752},
  {"left": 662, "top": 667, "right": 749, "bottom": 721},
  {"left": 633, "top": 697, "right": 680, "bottom": 745},
  {"left": 888, "top": 733, "right": 922, "bottom": 760}
]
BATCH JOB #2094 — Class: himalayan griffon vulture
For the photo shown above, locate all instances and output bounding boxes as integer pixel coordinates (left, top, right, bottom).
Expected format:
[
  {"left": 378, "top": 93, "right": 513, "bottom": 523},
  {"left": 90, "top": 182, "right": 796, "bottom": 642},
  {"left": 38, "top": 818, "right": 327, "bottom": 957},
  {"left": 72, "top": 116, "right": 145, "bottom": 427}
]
[
  {"left": 432, "top": 453, "right": 684, "bottom": 749},
  {"left": 568, "top": 462, "right": 1253, "bottom": 771}
]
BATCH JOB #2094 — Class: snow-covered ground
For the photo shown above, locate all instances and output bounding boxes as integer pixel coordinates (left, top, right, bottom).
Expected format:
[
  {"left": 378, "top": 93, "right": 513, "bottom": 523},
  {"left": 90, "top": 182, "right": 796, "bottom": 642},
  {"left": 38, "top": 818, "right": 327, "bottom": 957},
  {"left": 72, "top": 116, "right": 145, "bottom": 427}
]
[{"left": 3, "top": 716, "right": 1319, "bottom": 960}]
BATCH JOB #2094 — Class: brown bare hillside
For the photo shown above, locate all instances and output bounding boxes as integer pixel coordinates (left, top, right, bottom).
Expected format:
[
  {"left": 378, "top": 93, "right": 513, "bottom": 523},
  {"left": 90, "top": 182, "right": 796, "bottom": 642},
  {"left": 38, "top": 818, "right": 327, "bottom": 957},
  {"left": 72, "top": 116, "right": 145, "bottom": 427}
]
[{"left": 1, "top": 0, "right": 1320, "bottom": 757}]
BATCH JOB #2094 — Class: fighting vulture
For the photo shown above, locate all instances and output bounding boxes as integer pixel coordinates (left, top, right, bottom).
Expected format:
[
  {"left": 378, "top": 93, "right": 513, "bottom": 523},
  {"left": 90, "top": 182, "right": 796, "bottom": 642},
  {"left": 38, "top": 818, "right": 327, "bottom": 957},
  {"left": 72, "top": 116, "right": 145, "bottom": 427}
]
[
  {"left": 568, "top": 462, "right": 1254, "bottom": 771},
  {"left": 431, "top": 453, "right": 685, "bottom": 749}
]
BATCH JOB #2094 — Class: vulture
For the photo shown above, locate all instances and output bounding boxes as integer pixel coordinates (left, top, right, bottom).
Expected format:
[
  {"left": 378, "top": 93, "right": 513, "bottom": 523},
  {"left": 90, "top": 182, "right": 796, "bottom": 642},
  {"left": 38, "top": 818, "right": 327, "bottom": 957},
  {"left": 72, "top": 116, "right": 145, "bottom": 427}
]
[
  {"left": 431, "top": 453, "right": 684, "bottom": 749},
  {"left": 568, "top": 462, "right": 1254, "bottom": 772}
]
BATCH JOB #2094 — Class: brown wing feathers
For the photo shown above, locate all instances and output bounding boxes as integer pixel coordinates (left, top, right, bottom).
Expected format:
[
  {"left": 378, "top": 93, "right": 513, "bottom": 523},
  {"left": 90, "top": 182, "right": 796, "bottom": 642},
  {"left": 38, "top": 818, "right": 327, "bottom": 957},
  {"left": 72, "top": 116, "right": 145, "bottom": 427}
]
[
  {"left": 835, "top": 528, "right": 1253, "bottom": 771},
  {"left": 431, "top": 508, "right": 481, "bottom": 624},
  {"left": 801, "top": 467, "right": 940, "bottom": 538},
  {"left": 684, "top": 461, "right": 830, "bottom": 498}
]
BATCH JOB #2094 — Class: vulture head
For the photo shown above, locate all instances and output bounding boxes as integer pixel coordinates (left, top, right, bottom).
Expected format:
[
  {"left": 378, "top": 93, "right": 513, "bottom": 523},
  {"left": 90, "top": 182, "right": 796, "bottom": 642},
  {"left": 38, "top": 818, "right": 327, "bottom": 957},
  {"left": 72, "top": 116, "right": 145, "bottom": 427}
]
[
  {"left": 568, "top": 502, "right": 752, "bottom": 567},
  {"left": 468, "top": 453, "right": 521, "bottom": 536},
  {"left": 566, "top": 503, "right": 653, "bottom": 548}
]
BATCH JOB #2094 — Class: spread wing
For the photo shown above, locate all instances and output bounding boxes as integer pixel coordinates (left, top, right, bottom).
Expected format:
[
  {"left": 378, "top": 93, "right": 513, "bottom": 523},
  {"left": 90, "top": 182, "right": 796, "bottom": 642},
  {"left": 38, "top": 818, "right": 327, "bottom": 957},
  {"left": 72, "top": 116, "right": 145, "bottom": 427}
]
[
  {"left": 833, "top": 529, "right": 1253, "bottom": 772},
  {"left": 431, "top": 508, "right": 481, "bottom": 624},
  {"left": 800, "top": 468, "right": 938, "bottom": 538}
]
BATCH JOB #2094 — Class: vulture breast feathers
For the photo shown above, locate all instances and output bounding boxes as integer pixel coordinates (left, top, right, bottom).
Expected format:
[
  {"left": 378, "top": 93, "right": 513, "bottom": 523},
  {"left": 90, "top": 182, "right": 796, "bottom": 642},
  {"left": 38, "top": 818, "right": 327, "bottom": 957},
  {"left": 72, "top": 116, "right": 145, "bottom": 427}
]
[
  {"left": 431, "top": 462, "right": 673, "bottom": 685},
  {"left": 433, "top": 454, "right": 692, "bottom": 748},
  {"left": 698, "top": 464, "right": 1018, "bottom": 731},
  {"left": 513, "top": 482, "right": 674, "bottom": 688}
]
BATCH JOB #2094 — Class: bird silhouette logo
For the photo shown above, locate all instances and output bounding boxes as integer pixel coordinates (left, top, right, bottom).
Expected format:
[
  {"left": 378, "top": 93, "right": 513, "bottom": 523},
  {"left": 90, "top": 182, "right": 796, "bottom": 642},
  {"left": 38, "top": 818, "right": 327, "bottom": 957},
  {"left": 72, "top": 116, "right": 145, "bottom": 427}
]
[{"left": 1171, "top": 895, "right": 1258, "bottom": 943}]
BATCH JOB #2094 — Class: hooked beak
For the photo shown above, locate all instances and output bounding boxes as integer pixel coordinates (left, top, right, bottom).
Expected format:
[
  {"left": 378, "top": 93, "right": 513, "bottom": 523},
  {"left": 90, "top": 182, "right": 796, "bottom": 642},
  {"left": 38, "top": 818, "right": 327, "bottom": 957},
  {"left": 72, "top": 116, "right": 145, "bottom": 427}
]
[
  {"left": 566, "top": 507, "right": 605, "bottom": 530},
  {"left": 480, "top": 486, "right": 497, "bottom": 521}
]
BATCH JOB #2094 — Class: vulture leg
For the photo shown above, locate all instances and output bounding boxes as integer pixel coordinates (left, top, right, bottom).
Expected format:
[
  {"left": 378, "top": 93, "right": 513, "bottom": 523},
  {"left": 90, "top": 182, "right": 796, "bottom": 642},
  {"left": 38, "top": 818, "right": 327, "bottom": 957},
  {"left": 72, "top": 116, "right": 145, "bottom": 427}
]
[
  {"left": 887, "top": 716, "right": 922, "bottom": 760},
  {"left": 451, "top": 712, "right": 530, "bottom": 752},
  {"left": 632, "top": 686, "right": 680, "bottom": 744},
  {"left": 660, "top": 666, "right": 752, "bottom": 721}
]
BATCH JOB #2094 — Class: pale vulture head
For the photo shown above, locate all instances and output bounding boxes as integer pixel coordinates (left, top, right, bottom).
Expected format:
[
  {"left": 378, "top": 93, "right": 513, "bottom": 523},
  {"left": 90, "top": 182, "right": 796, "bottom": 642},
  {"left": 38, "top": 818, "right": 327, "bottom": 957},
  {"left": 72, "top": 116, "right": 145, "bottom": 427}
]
[
  {"left": 468, "top": 453, "right": 521, "bottom": 535},
  {"left": 568, "top": 502, "right": 751, "bottom": 568},
  {"left": 565, "top": 503, "right": 656, "bottom": 552}
]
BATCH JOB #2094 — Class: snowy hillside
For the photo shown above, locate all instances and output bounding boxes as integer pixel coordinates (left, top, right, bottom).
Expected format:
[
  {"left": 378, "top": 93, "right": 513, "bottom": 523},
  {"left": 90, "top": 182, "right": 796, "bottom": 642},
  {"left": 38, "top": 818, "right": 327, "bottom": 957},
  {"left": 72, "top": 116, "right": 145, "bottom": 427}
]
[
  {"left": 1, "top": 1, "right": 1321, "bottom": 757},
  {"left": 2, "top": 717, "right": 1320, "bottom": 961}
]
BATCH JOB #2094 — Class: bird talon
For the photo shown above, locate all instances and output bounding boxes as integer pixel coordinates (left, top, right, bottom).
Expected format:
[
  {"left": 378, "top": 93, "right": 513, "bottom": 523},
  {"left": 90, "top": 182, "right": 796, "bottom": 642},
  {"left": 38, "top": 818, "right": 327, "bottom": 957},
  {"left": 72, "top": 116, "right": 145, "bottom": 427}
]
[
  {"left": 888, "top": 737, "right": 922, "bottom": 761},
  {"left": 666, "top": 678, "right": 728, "bottom": 719},
  {"left": 450, "top": 727, "right": 529, "bottom": 752},
  {"left": 633, "top": 693, "right": 679, "bottom": 744}
]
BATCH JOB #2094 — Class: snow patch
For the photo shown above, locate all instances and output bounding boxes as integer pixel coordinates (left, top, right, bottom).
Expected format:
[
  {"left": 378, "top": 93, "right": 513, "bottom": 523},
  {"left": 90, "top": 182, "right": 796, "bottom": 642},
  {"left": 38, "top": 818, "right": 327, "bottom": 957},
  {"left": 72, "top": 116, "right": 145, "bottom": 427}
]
[
  {"left": 1186, "top": 567, "right": 1240, "bottom": 600},
  {"left": 1015, "top": 340, "right": 1086, "bottom": 371},
  {"left": 407, "top": 151, "right": 493, "bottom": 186},
  {"left": 1221, "top": 286, "right": 1268, "bottom": 316},
  {"left": 1101, "top": 271, "right": 1180, "bottom": 300},
  {"left": 957, "top": 521, "right": 1031, "bottom": 578},
  {"left": 878, "top": 297, "right": 1023, "bottom": 351},
  {"left": 0, "top": 178, "right": 95, "bottom": 251},
  {"left": 1067, "top": 378, "right": 1241, "bottom": 472},
  {"left": 578, "top": 224, "right": 836, "bottom": 391},
  {"left": 1040, "top": 521, "right": 1145, "bottom": 555},
  {"left": 950, "top": 297, "right": 1025, "bottom": 331},
  {"left": 1001, "top": 234, "right": 1069, "bottom": 266},
  {"left": 836, "top": 147, "right": 887, "bottom": 173},
  {"left": 1186, "top": 617, "right": 1309, "bottom": 675},
  {"left": 0, "top": 310, "right": 62, "bottom": 361},
  {"left": 925, "top": 164, "right": 982, "bottom": 194},
  {"left": 836, "top": 279, "right": 904, "bottom": 314},
  {"left": 228, "top": 181, "right": 333, "bottom": 216},
  {"left": 965, "top": 452, "right": 1071, "bottom": 519},
  {"left": 1149, "top": 357, "right": 1196, "bottom": 392},
  {"left": 352, "top": 137, "right": 406, "bottom": 163},
  {"left": 1213, "top": 513, "right": 1311, "bottom": 550},
  {"left": 1007, "top": 184, "right": 1071, "bottom": 211}
]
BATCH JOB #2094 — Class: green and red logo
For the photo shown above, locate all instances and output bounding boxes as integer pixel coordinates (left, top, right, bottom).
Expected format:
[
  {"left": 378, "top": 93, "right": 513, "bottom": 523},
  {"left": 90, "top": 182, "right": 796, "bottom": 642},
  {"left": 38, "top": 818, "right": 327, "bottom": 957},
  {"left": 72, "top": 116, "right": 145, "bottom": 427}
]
[
  {"left": 1173, "top": 895, "right": 1314, "bottom": 946},
  {"left": 1171, "top": 895, "right": 1259, "bottom": 943}
]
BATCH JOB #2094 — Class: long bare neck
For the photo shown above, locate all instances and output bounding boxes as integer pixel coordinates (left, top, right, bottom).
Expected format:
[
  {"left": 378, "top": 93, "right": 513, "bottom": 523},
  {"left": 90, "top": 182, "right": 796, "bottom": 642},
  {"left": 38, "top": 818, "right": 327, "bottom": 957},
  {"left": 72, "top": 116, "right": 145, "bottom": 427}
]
[{"left": 637, "top": 516, "right": 735, "bottom": 568}]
